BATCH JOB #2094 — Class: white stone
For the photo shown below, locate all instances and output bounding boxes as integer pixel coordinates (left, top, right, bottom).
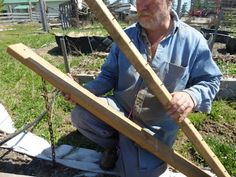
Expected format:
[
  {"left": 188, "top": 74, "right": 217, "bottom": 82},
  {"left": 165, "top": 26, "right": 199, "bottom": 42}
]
[{"left": 0, "top": 103, "right": 16, "bottom": 134}]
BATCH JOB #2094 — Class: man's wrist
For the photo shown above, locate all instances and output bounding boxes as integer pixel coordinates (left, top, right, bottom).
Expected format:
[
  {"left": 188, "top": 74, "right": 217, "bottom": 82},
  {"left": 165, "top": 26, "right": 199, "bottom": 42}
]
[{"left": 182, "top": 89, "right": 198, "bottom": 109}]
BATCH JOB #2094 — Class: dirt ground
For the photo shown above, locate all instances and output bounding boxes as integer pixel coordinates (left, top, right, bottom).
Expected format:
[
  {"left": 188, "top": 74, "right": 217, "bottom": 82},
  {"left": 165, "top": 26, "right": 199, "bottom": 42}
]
[
  {"left": 0, "top": 41, "right": 235, "bottom": 176},
  {"left": 0, "top": 131, "right": 117, "bottom": 177},
  {"left": 0, "top": 145, "right": 82, "bottom": 177},
  {"left": 212, "top": 43, "right": 236, "bottom": 78}
]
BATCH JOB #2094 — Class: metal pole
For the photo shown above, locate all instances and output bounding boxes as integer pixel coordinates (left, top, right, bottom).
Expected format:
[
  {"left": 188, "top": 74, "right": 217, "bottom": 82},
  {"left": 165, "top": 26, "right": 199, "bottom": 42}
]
[
  {"left": 60, "top": 37, "right": 70, "bottom": 73},
  {"left": 39, "top": 0, "right": 49, "bottom": 32}
]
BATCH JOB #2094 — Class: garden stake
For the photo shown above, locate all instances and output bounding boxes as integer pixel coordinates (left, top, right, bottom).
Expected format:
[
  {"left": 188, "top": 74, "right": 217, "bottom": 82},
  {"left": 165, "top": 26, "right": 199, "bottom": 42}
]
[
  {"left": 60, "top": 37, "right": 70, "bottom": 74},
  {"left": 83, "top": 0, "right": 230, "bottom": 177}
]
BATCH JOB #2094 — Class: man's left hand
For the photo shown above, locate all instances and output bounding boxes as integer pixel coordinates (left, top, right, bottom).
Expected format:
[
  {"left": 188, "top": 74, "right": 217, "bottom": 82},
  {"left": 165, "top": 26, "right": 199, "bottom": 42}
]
[{"left": 167, "top": 91, "right": 195, "bottom": 122}]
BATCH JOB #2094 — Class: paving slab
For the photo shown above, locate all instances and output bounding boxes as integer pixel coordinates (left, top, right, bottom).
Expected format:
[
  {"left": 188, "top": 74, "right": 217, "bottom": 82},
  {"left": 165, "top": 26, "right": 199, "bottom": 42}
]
[
  {"left": 217, "top": 78, "right": 236, "bottom": 99},
  {"left": 0, "top": 172, "right": 34, "bottom": 177}
]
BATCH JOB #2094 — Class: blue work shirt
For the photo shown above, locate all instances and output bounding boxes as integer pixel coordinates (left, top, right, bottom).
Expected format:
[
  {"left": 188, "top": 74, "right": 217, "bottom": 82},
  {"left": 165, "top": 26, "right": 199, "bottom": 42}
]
[
  {"left": 85, "top": 10, "right": 222, "bottom": 127},
  {"left": 82, "top": 11, "right": 222, "bottom": 174}
]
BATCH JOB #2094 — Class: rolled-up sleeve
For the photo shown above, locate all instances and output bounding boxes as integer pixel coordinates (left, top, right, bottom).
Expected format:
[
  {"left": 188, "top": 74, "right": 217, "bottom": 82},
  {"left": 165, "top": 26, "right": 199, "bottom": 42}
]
[{"left": 184, "top": 39, "right": 222, "bottom": 113}]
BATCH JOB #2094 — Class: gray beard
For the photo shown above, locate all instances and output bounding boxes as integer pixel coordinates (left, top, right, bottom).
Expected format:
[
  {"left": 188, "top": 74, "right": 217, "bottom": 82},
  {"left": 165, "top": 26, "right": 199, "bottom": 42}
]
[
  {"left": 139, "top": 18, "right": 164, "bottom": 30},
  {"left": 139, "top": 12, "right": 169, "bottom": 30}
]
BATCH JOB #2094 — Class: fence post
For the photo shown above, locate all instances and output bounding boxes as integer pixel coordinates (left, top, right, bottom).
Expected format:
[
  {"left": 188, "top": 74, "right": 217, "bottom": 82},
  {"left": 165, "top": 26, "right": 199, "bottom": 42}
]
[
  {"left": 29, "top": 2, "right": 33, "bottom": 21},
  {"left": 39, "top": 0, "right": 49, "bottom": 32}
]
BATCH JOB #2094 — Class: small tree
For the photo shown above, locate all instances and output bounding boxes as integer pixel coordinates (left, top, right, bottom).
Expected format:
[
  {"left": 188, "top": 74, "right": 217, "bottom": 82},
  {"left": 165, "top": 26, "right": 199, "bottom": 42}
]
[
  {"left": 193, "top": 0, "right": 202, "bottom": 9},
  {"left": 103, "top": 0, "right": 110, "bottom": 5},
  {"left": 176, "top": 0, "right": 182, "bottom": 16},
  {"left": 128, "top": 0, "right": 135, "bottom": 5},
  {"left": 0, "top": 0, "right": 4, "bottom": 12},
  {"left": 203, "top": 0, "right": 209, "bottom": 9},
  {"left": 180, "top": 2, "right": 188, "bottom": 17}
]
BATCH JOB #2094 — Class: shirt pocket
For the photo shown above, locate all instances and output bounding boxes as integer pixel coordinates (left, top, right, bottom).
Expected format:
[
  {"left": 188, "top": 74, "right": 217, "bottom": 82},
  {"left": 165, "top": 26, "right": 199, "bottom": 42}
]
[{"left": 153, "top": 62, "right": 189, "bottom": 92}]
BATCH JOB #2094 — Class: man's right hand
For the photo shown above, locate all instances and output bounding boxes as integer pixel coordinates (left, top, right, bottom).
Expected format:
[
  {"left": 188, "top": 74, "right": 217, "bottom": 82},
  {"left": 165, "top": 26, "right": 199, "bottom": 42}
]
[
  {"left": 61, "top": 73, "right": 76, "bottom": 104},
  {"left": 61, "top": 92, "right": 76, "bottom": 104},
  {"left": 167, "top": 91, "right": 195, "bottom": 123}
]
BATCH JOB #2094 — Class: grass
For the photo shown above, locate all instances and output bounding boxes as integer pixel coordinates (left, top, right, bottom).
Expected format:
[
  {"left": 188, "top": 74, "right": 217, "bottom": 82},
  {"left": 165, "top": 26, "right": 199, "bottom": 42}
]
[
  {"left": 207, "top": 138, "right": 236, "bottom": 175},
  {"left": 0, "top": 22, "right": 108, "bottom": 143},
  {"left": 182, "top": 100, "right": 236, "bottom": 176},
  {"left": 216, "top": 59, "right": 236, "bottom": 76},
  {"left": 0, "top": 22, "right": 69, "bottom": 139},
  {"left": 0, "top": 22, "right": 236, "bottom": 176},
  {"left": 175, "top": 137, "right": 236, "bottom": 175},
  {"left": 210, "top": 99, "right": 236, "bottom": 122}
]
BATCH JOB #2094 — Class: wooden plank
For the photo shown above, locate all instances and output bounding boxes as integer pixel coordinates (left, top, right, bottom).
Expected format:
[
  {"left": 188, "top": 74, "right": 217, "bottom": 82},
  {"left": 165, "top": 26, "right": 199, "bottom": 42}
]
[
  {"left": 7, "top": 43, "right": 210, "bottom": 177},
  {"left": 83, "top": 0, "right": 230, "bottom": 177}
]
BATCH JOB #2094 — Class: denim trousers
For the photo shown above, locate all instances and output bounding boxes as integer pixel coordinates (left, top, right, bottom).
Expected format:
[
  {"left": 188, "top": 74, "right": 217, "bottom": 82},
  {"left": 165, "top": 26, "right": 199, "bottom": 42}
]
[{"left": 71, "top": 96, "right": 179, "bottom": 177}]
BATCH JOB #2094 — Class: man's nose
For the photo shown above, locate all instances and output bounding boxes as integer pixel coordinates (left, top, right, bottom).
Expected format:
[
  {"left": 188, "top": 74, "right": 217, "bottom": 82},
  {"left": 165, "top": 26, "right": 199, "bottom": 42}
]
[{"left": 136, "top": 0, "right": 151, "bottom": 11}]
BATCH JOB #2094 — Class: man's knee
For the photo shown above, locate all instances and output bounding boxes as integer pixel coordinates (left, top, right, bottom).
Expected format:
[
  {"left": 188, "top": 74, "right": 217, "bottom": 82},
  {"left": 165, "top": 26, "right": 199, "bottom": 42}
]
[
  {"left": 71, "top": 104, "right": 102, "bottom": 129},
  {"left": 71, "top": 104, "right": 87, "bottom": 129},
  {"left": 71, "top": 96, "right": 124, "bottom": 130},
  {"left": 71, "top": 104, "right": 117, "bottom": 137}
]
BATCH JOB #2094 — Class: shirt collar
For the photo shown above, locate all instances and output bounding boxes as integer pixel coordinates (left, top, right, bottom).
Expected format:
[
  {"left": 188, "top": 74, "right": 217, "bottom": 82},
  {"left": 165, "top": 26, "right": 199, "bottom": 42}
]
[{"left": 170, "top": 9, "right": 180, "bottom": 34}]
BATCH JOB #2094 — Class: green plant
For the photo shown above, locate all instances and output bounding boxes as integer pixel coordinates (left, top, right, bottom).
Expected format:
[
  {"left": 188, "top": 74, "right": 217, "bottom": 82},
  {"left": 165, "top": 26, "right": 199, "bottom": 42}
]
[
  {"left": 188, "top": 112, "right": 207, "bottom": 127},
  {"left": 216, "top": 59, "right": 236, "bottom": 76},
  {"left": 206, "top": 138, "right": 236, "bottom": 177},
  {"left": 210, "top": 99, "right": 236, "bottom": 122},
  {"left": 193, "top": 0, "right": 202, "bottom": 9},
  {"left": 0, "top": 0, "right": 3, "bottom": 11},
  {"left": 179, "top": 138, "right": 236, "bottom": 176}
]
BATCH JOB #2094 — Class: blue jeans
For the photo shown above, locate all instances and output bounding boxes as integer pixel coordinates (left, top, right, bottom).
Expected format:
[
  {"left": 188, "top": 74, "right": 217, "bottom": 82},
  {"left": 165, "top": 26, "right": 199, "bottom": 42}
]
[{"left": 71, "top": 96, "right": 179, "bottom": 177}]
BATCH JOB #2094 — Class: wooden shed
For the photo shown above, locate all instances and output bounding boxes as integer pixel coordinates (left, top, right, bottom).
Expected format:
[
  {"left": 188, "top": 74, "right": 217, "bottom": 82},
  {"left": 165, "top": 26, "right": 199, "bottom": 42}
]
[
  {"left": 3, "top": 0, "right": 71, "bottom": 14},
  {"left": 3, "top": 0, "right": 37, "bottom": 13}
]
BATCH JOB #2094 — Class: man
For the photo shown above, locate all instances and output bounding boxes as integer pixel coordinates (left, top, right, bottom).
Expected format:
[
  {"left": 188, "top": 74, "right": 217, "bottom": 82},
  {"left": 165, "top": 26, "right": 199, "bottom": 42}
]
[{"left": 70, "top": 0, "right": 222, "bottom": 176}]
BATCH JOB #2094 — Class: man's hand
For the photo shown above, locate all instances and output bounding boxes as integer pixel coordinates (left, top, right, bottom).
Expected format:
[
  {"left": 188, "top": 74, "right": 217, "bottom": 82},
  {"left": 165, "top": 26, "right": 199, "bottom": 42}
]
[
  {"left": 61, "top": 92, "right": 76, "bottom": 104},
  {"left": 61, "top": 73, "right": 76, "bottom": 104},
  {"left": 167, "top": 91, "right": 195, "bottom": 122}
]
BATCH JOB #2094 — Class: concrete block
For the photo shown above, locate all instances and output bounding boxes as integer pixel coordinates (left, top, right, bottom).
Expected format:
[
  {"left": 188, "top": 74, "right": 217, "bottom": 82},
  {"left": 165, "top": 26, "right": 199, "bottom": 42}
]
[
  {"left": 73, "top": 74, "right": 96, "bottom": 84},
  {"left": 216, "top": 78, "right": 236, "bottom": 99}
]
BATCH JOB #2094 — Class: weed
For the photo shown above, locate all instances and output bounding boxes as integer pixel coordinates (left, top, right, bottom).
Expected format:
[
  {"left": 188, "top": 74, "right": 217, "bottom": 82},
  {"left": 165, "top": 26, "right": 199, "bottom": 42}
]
[
  {"left": 210, "top": 99, "right": 236, "bottom": 122},
  {"left": 206, "top": 138, "right": 236, "bottom": 177}
]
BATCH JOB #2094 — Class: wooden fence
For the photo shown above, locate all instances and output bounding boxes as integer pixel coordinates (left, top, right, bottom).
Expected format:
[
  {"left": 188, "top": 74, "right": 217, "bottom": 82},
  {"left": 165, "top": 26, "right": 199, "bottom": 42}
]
[
  {"left": 0, "top": 12, "right": 59, "bottom": 24},
  {"left": 222, "top": 8, "right": 236, "bottom": 28}
]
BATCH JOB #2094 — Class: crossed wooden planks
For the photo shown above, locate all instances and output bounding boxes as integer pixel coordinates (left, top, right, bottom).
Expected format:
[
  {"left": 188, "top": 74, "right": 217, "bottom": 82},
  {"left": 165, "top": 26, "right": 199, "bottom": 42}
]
[{"left": 7, "top": 43, "right": 211, "bottom": 177}]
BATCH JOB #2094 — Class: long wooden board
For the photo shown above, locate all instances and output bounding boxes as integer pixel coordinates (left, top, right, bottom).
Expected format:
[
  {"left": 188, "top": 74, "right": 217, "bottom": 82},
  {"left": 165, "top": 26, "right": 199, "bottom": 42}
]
[
  {"left": 83, "top": 0, "right": 230, "bottom": 177},
  {"left": 7, "top": 43, "right": 210, "bottom": 177}
]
